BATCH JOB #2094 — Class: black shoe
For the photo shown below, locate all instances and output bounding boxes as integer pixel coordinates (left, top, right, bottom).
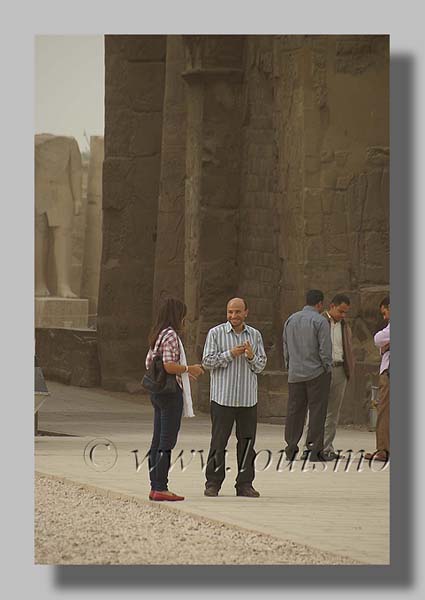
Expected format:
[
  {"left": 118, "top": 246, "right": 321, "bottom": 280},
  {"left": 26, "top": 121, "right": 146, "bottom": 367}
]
[
  {"left": 236, "top": 484, "right": 260, "bottom": 498},
  {"left": 325, "top": 450, "right": 346, "bottom": 460},
  {"left": 309, "top": 452, "right": 335, "bottom": 462},
  {"left": 204, "top": 484, "right": 220, "bottom": 497},
  {"left": 299, "top": 444, "right": 316, "bottom": 460},
  {"left": 284, "top": 449, "right": 299, "bottom": 461}
]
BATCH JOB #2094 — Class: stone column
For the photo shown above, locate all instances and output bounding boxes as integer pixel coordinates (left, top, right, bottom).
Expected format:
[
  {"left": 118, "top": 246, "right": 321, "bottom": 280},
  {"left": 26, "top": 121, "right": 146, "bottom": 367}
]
[
  {"left": 98, "top": 35, "right": 166, "bottom": 390},
  {"left": 80, "top": 136, "right": 104, "bottom": 326},
  {"left": 152, "top": 36, "right": 187, "bottom": 305},
  {"left": 182, "top": 35, "right": 245, "bottom": 409},
  {"left": 273, "top": 36, "right": 308, "bottom": 324},
  {"left": 235, "top": 36, "right": 289, "bottom": 421},
  {"left": 70, "top": 155, "right": 89, "bottom": 298},
  {"left": 237, "top": 36, "right": 282, "bottom": 367}
]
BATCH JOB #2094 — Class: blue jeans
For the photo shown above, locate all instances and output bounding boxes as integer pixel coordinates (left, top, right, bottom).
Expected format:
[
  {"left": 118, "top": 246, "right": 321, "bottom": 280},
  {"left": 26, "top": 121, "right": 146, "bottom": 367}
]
[{"left": 148, "top": 386, "right": 183, "bottom": 491}]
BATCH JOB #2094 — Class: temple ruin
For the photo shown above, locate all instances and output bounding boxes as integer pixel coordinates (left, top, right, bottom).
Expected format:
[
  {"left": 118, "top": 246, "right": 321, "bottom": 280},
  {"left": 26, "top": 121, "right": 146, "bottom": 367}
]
[{"left": 40, "top": 35, "right": 390, "bottom": 424}]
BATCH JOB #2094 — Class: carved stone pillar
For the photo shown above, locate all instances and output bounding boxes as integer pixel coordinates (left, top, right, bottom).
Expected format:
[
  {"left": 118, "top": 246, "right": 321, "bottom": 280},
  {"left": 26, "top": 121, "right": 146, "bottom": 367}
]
[
  {"left": 81, "top": 136, "right": 104, "bottom": 325},
  {"left": 98, "top": 35, "right": 166, "bottom": 390},
  {"left": 152, "top": 36, "right": 187, "bottom": 305},
  {"left": 182, "top": 35, "right": 245, "bottom": 409}
]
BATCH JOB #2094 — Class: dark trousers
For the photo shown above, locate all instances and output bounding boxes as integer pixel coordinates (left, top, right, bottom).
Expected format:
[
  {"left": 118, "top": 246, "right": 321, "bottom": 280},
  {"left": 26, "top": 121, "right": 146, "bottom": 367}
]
[
  {"left": 205, "top": 401, "right": 257, "bottom": 489},
  {"left": 285, "top": 371, "right": 331, "bottom": 460},
  {"left": 148, "top": 386, "right": 183, "bottom": 491}
]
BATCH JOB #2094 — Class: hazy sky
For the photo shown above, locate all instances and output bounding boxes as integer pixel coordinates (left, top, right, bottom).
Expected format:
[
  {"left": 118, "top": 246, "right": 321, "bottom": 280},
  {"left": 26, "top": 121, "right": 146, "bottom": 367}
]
[{"left": 35, "top": 35, "right": 104, "bottom": 152}]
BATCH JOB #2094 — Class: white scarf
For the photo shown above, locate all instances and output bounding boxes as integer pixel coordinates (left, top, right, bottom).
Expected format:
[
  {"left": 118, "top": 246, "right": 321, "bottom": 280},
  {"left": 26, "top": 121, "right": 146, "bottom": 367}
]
[{"left": 178, "top": 336, "right": 195, "bottom": 418}]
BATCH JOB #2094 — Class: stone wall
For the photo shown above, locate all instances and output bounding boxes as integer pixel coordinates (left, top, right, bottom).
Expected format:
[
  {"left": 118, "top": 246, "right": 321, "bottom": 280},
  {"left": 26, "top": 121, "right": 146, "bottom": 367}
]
[
  {"left": 100, "top": 35, "right": 389, "bottom": 422},
  {"left": 275, "top": 35, "right": 389, "bottom": 423},
  {"left": 36, "top": 328, "right": 100, "bottom": 387}
]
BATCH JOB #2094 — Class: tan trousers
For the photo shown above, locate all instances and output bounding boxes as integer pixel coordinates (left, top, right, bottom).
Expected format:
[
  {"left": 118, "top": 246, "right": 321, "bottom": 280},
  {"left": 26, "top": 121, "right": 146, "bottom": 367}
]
[
  {"left": 323, "top": 366, "right": 348, "bottom": 453},
  {"left": 376, "top": 372, "right": 390, "bottom": 453},
  {"left": 304, "top": 367, "right": 347, "bottom": 453}
]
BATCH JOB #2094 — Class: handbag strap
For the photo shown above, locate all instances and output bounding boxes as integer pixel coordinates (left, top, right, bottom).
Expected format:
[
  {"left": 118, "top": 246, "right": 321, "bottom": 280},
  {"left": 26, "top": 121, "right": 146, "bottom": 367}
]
[{"left": 152, "top": 328, "right": 172, "bottom": 357}]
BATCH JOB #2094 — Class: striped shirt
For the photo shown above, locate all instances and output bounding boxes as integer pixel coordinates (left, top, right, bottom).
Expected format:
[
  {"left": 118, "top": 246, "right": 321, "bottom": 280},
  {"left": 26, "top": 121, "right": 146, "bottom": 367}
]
[
  {"left": 202, "top": 321, "right": 267, "bottom": 407},
  {"left": 145, "top": 327, "right": 182, "bottom": 388}
]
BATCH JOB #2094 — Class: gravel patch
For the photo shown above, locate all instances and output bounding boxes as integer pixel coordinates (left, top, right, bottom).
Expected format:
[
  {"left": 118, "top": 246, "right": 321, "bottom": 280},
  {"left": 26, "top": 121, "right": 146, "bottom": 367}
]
[{"left": 35, "top": 474, "right": 359, "bottom": 565}]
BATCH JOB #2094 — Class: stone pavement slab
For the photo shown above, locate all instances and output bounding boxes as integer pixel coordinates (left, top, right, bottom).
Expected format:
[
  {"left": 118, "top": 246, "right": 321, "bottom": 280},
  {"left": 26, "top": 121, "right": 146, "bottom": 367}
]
[{"left": 35, "top": 381, "right": 389, "bottom": 565}]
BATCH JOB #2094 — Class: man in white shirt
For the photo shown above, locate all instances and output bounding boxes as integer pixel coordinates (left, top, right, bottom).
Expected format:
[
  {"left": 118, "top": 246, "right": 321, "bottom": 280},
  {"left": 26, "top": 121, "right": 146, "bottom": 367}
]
[
  {"left": 365, "top": 296, "right": 390, "bottom": 462},
  {"left": 322, "top": 294, "right": 355, "bottom": 458},
  {"left": 302, "top": 294, "right": 355, "bottom": 460}
]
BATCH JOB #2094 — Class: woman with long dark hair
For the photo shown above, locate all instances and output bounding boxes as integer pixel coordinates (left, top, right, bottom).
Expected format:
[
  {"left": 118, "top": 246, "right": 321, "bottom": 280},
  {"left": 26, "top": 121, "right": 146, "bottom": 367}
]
[{"left": 145, "top": 297, "right": 204, "bottom": 501}]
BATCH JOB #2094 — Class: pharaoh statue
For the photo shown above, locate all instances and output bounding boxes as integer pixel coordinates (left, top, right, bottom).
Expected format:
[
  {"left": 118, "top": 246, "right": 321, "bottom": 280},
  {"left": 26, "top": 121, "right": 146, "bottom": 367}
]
[{"left": 35, "top": 134, "right": 82, "bottom": 298}]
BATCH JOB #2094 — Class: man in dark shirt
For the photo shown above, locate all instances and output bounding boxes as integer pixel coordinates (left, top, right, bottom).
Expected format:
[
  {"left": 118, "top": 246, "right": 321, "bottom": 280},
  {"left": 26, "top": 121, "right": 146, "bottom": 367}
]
[{"left": 283, "top": 289, "right": 332, "bottom": 461}]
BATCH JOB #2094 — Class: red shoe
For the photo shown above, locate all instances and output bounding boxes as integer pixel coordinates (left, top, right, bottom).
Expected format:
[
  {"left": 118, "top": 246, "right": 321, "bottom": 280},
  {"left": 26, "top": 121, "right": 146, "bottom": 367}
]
[
  {"left": 149, "top": 490, "right": 185, "bottom": 501},
  {"left": 364, "top": 451, "right": 389, "bottom": 462}
]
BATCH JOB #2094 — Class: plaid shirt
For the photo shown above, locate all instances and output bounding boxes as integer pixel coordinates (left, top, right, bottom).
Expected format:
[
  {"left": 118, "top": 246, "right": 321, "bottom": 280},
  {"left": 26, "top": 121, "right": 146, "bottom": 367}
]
[{"left": 145, "top": 327, "right": 182, "bottom": 387}]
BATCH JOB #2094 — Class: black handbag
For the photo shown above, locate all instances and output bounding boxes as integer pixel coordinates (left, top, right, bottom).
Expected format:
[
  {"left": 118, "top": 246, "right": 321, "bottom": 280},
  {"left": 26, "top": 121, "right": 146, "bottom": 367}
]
[{"left": 142, "top": 331, "right": 178, "bottom": 395}]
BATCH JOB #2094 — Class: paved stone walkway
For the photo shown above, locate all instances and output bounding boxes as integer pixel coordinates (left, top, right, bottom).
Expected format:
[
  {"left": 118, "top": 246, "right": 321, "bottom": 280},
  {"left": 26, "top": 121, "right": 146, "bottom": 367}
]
[
  {"left": 35, "top": 381, "right": 389, "bottom": 565},
  {"left": 35, "top": 474, "right": 359, "bottom": 565}
]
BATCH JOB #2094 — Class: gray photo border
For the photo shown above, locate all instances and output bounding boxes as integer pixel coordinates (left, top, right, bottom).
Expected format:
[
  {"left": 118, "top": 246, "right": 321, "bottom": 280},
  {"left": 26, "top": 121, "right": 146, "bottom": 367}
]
[{"left": 2, "top": 0, "right": 424, "bottom": 597}]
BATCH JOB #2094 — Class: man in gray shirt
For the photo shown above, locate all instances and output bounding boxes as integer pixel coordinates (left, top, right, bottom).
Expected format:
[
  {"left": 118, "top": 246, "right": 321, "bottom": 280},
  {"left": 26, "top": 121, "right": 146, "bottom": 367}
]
[{"left": 283, "top": 289, "right": 332, "bottom": 461}]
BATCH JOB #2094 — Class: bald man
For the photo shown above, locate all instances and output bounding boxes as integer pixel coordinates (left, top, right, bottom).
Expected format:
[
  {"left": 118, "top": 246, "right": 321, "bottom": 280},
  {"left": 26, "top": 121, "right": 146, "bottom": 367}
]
[{"left": 202, "top": 298, "right": 267, "bottom": 497}]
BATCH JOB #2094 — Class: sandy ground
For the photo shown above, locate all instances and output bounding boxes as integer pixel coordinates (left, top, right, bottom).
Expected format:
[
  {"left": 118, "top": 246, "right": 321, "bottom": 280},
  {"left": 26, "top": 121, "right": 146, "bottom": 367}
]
[{"left": 35, "top": 474, "right": 359, "bottom": 565}]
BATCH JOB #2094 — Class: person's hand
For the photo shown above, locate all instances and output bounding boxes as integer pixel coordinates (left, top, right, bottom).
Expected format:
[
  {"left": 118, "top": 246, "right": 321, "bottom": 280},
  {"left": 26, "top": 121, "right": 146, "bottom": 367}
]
[
  {"left": 244, "top": 341, "right": 254, "bottom": 360},
  {"left": 188, "top": 364, "right": 204, "bottom": 378},
  {"left": 230, "top": 345, "right": 246, "bottom": 358},
  {"left": 74, "top": 199, "right": 82, "bottom": 216}
]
